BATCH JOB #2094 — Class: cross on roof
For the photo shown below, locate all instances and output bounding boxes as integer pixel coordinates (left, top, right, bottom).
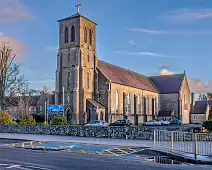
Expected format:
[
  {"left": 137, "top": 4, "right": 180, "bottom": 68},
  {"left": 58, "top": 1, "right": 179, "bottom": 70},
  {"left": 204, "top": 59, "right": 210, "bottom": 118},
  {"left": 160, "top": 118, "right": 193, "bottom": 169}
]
[{"left": 75, "top": 1, "right": 81, "bottom": 14}]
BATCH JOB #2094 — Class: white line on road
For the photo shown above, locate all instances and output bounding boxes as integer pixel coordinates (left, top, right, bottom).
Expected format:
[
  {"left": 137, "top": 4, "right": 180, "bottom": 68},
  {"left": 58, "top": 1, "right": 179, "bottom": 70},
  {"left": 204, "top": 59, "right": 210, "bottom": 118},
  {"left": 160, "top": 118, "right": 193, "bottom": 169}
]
[
  {"left": 26, "top": 165, "right": 52, "bottom": 170},
  {"left": 6, "top": 164, "right": 21, "bottom": 168}
]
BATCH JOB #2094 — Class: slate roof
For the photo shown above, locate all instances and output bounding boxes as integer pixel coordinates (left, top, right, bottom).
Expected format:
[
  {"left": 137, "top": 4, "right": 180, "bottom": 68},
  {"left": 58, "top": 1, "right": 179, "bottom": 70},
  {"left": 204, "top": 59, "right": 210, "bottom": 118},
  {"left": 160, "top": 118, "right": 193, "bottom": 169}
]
[
  {"left": 158, "top": 111, "right": 172, "bottom": 117},
  {"left": 5, "top": 96, "right": 40, "bottom": 107},
  {"left": 87, "top": 98, "right": 105, "bottom": 109},
  {"left": 195, "top": 100, "right": 212, "bottom": 106},
  {"left": 149, "top": 74, "right": 185, "bottom": 94},
  {"left": 191, "top": 105, "right": 207, "bottom": 114},
  {"left": 97, "top": 60, "right": 158, "bottom": 93}
]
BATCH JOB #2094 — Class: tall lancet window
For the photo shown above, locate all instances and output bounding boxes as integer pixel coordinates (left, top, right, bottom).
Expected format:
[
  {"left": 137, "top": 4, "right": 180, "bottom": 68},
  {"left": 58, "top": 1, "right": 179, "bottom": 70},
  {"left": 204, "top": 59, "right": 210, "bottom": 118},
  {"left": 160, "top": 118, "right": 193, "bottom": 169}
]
[
  {"left": 67, "top": 71, "right": 71, "bottom": 87},
  {"left": 71, "top": 25, "right": 75, "bottom": 42},
  {"left": 116, "top": 89, "right": 119, "bottom": 111},
  {"left": 89, "top": 29, "right": 92, "bottom": 45},
  {"left": 87, "top": 72, "right": 90, "bottom": 89},
  {"left": 65, "top": 26, "right": 69, "bottom": 44},
  {"left": 84, "top": 27, "right": 87, "bottom": 43}
]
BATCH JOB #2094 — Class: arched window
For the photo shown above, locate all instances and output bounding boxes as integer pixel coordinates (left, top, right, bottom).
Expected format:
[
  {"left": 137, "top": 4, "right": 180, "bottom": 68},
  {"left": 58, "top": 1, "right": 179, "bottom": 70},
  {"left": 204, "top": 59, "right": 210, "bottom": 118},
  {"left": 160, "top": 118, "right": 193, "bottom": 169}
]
[
  {"left": 87, "top": 72, "right": 90, "bottom": 89},
  {"left": 138, "top": 95, "right": 141, "bottom": 113},
  {"left": 89, "top": 29, "right": 92, "bottom": 45},
  {"left": 127, "top": 93, "right": 130, "bottom": 105},
  {"left": 71, "top": 25, "right": 75, "bottom": 42},
  {"left": 65, "top": 26, "right": 69, "bottom": 44},
  {"left": 84, "top": 27, "right": 87, "bottom": 43},
  {"left": 116, "top": 89, "right": 119, "bottom": 110}
]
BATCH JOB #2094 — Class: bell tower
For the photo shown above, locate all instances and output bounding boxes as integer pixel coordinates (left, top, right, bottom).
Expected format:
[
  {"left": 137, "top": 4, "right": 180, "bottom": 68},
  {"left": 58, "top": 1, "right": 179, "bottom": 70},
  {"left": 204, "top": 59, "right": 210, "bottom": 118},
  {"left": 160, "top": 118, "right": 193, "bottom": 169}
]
[{"left": 55, "top": 1, "right": 97, "bottom": 124}]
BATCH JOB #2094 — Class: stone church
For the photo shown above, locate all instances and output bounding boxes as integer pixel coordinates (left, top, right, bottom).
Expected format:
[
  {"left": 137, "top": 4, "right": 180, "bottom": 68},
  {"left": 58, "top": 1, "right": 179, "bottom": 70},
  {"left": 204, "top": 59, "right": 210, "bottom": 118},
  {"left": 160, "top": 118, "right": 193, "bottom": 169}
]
[{"left": 55, "top": 2, "right": 191, "bottom": 125}]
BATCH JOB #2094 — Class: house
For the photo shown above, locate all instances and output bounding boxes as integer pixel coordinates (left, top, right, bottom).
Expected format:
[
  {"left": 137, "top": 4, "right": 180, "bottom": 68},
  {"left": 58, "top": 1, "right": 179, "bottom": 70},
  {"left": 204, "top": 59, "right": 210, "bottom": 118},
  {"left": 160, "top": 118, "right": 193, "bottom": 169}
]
[
  {"left": 190, "top": 95, "right": 212, "bottom": 124},
  {"left": 5, "top": 91, "right": 55, "bottom": 120}
]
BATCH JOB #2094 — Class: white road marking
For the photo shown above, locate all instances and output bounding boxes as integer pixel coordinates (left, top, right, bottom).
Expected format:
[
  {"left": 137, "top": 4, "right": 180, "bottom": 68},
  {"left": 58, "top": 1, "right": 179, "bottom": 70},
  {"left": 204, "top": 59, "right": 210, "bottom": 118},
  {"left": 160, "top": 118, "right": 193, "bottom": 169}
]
[
  {"left": 0, "top": 163, "right": 9, "bottom": 166},
  {"left": 6, "top": 164, "right": 21, "bottom": 168},
  {"left": 16, "top": 167, "right": 33, "bottom": 170},
  {"left": 26, "top": 165, "right": 51, "bottom": 170}
]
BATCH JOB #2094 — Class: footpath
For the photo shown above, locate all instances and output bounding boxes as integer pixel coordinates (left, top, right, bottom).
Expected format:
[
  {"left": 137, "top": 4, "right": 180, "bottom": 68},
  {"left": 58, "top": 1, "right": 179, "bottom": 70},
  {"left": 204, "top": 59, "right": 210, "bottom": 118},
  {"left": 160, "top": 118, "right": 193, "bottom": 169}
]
[{"left": 0, "top": 133, "right": 153, "bottom": 147}]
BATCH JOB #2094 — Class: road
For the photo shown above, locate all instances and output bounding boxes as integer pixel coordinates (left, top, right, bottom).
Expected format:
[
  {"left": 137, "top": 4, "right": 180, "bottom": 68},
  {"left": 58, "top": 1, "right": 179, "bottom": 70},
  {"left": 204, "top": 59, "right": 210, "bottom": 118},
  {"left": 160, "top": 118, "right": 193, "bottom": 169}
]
[{"left": 0, "top": 139, "right": 211, "bottom": 170}]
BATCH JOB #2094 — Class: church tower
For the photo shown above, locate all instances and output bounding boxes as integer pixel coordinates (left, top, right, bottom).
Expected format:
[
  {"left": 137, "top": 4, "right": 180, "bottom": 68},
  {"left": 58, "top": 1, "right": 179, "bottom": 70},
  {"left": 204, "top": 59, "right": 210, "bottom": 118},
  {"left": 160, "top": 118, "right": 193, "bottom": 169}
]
[{"left": 55, "top": 1, "right": 98, "bottom": 124}]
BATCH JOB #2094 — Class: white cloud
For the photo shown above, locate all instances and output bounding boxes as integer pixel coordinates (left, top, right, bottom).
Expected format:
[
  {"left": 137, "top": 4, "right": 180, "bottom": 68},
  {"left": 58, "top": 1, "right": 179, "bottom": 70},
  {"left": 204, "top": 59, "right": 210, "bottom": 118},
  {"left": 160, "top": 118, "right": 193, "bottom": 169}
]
[
  {"left": 168, "top": 8, "right": 212, "bottom": 21},
  {"left": 128, "top": 40, "right": 135, "bottom": 46},
  {"left": 45, "top": 46, "right": 58, "bottom": 52},
  {"left": 113, "top": 51, "right": 174, "bottom": 58},
  {"left": 0, "top": 0, "right": 32, "bottom": 24},
  {"left": 159, "top": 68, "right": 212, "bottom": 93},
  {"left": 0, "top": 33, "right": 26, "bottom": 62},
  {"left": 160, "top": 69, "right": 176, "bottom": 75},
  {"left": 130, "top": 28, "right": 212, "bottom": 35}
]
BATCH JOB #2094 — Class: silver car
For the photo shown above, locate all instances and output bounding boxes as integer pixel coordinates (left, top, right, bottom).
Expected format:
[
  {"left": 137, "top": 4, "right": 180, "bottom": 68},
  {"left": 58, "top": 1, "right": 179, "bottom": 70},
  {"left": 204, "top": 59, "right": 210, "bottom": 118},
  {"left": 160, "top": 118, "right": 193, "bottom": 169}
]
[
  {"left": 143, "top": 120, "right": 160, "bottom": 126},
  {"left": 84, "top": 120, "right": 108, "bottom": 127}
]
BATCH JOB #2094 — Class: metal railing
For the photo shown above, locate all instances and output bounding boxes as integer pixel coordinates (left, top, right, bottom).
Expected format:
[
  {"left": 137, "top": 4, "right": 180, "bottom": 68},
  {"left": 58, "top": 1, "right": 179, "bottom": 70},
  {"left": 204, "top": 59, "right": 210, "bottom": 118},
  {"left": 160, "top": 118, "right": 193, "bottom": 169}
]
[{"left": 154, "top": 130, "right": 212, "bottom": 158}]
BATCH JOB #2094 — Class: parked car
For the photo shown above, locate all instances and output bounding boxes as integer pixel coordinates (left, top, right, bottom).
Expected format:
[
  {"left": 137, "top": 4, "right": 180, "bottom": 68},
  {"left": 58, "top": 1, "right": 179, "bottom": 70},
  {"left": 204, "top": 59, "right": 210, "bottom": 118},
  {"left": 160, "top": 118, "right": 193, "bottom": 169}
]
[
  {"left": 156, "top": 119, "right": 170, "bottom": 126},
  {"left": 109, "top": 120, "right": 132, "bottom": 127},
  {"left": 84, "top": 120, "right": 108, "bottom": 127},
  {"left": 170, "top": 120, "right": 182, "bottom": 125},
  {"left": 143, "top": 120, "right": 161, "bottom": 126}
]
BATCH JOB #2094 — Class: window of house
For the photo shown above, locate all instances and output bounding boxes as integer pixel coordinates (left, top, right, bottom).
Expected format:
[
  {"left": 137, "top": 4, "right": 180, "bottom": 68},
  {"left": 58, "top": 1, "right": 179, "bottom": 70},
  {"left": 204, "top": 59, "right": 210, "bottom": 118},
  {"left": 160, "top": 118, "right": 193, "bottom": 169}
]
[
  {"left": 34, "top": 107, "right": 36, "bottom": 111},
  {"left": 116, "top": 89, "right": 119, "bottom": 111},
  {"left": 84, "top": 27, "right": 87, "bottom": 43},
  {"left": 29, "top": 107, "right": 32, "bottom": 111},
  {"left": 71, "top": 25, "right": 75, "bottom": 42},
  {"left": 40, "top": 106, "right": 42, "bottom": 111},
  {"left": 14, "top": 107, "right": 17, "bottom": 112},
  {"left": 87, "top": 72, "right": 90, "bottom": 89},
  {"left": 89, "top": 29, "right": 92, "bottom": 45},
  {"left": 65, "top": 26, "right": 69, "bottom": 44}
]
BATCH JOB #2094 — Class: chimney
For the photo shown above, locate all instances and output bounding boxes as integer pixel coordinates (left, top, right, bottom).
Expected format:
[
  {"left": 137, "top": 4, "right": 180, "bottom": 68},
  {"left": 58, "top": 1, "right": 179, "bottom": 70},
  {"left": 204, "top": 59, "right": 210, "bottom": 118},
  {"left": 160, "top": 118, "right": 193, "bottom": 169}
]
[
  {"left": 29, "top": 92, "right": 33, "bottom": 96},
  {"left": 191, "top": 92, "right": 196, "bottom": 107}
]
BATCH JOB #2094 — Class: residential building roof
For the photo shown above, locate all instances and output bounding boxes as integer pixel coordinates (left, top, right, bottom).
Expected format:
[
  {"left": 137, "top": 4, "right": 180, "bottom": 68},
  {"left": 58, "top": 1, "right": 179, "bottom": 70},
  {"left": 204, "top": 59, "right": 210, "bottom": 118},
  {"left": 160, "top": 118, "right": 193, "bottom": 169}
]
[
  {"left": 195, "top": 100, "right": 212, "bottom": 106},
  {"left": 5, "top": 96, "right": 40, "bottom": 107},
  {"left": 149, "top": 74, "right": 185, "bottom": 94},
  {"left": 191, "top": 105, "right": 207, "bottom": 114},
  {"left": 97, "top": 60, "right": 158, "bottom": 93}
]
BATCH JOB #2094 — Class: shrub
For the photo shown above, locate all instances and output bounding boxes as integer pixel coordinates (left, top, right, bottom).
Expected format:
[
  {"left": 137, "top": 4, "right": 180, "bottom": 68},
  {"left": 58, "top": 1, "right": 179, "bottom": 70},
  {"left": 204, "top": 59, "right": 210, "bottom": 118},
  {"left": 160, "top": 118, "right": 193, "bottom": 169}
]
[
  {"left": 21, "top": 113, "right": 36, "bottom": 126},
  {"left": 37, "top": 122, "right": 49, "bottom": 126},
  {"left": 52, "top": 115, "right": 68, "bottom": 126},
  {"left": 0, "top": 112, "right": 15, "bottom": 125},
  {"left": 202, "top": 120, "right": 212, "bottom": 131}
]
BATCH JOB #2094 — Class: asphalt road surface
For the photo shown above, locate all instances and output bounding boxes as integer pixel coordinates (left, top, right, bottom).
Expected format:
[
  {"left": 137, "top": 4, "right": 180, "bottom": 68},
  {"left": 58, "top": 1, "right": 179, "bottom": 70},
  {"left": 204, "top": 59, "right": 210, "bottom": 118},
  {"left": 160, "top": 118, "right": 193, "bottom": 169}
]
[{"left": 0, "top": 139, "right": 211, "bottom": 170}]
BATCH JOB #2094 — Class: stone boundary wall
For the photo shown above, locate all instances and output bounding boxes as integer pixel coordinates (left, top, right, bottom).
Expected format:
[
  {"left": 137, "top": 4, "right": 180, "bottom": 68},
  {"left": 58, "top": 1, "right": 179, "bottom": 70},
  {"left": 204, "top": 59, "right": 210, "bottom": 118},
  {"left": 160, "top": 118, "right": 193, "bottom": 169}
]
[{"left": 0, "top": 125, "right": 201, "bottom": 140}]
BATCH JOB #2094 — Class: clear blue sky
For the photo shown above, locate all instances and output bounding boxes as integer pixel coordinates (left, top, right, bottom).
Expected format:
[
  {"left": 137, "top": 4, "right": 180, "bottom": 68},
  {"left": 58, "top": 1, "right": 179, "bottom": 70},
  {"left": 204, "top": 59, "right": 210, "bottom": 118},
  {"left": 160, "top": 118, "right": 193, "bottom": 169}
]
[{"left": 1, "top": 0, "right": 212, "bottom": 92}]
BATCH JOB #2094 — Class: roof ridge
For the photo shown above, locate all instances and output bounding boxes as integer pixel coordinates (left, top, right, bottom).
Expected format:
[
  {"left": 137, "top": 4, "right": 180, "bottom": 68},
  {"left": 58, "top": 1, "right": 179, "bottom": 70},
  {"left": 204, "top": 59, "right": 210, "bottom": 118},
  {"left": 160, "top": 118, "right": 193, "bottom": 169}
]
[
  {"left": 149, "top": 73, "right": 184, "bottom": 78},
  {"left": 98, "top": 60, "right": 147, "bottom": 78}
]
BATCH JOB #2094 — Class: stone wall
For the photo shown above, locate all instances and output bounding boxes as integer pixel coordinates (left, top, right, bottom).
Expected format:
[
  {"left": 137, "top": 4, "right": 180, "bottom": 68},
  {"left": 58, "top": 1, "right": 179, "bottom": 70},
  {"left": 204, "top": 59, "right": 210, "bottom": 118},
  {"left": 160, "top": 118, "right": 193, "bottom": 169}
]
[{"left": 0, "top": 125, "right": 201, "bottom": 140}]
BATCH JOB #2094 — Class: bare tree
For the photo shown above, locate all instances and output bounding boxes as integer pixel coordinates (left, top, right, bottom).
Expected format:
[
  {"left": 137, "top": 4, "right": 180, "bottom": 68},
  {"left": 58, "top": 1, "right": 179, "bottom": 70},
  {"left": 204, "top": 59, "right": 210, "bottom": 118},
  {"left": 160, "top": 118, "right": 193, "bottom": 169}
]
[
  {"left": 0, "top": 42, "right": 27, "bottom": 111},
  {"left": 6, "top": 88, "right": 39, "bottom": 120}
]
